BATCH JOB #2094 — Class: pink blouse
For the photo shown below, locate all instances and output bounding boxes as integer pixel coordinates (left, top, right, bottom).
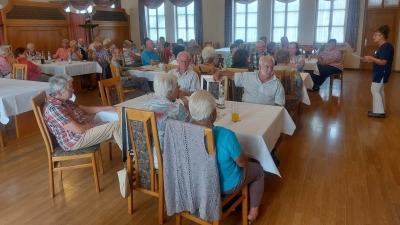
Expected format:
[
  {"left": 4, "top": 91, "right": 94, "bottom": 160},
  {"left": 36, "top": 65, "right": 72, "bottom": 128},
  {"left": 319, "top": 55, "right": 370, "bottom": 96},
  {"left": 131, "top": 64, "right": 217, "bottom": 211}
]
[
  {"left": 0, "top": 57, "right": 11, "bottom": 76},
  {"left": 54, "top": 48, "right": 71, "bottom": 60}
]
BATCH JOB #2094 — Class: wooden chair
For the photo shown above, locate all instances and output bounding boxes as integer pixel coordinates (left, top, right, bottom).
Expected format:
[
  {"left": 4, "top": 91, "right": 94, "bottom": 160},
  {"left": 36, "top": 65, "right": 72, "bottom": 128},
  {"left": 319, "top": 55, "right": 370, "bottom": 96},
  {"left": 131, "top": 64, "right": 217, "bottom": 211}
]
[
  {"left": 192, "top": 65, "right": 202, "bottom": 78},
  {"left": 226, "top": 68, "right": 249, "bottom": 101},
  {"left": 163, "top": 64, "right": 179, "bottom": 73},
  {"left": 116, "top": 107, "right": 165, "bottom": 224},
  {"left": 30, "top": 91, "right": 104, "bottom": 198},
  {"left": 329, "top": 50, "right": 346, "bottom": 93},
  {"left": 98, "top": 77, "right": 125, "bottom": 107},
  {"left": 11, "top": 64, "right": 27, "bottom": 80},
  {"left": 200, "top": 75, "right": 228, "bottom": 100},
  {"left": 109, "top": 64, "right": 138, "bottom": 97},
  {"left": 7, "top": 57, "right": 18, "bottom": 67},
  {"left": 171, "top": 126, "right": 249, "bottom": 225},
  {"left": 198, "top": 65, "right": 214, "bottom": 75},
  {"left": 274, "top": 69, "right": 298, "bottom": 118}
]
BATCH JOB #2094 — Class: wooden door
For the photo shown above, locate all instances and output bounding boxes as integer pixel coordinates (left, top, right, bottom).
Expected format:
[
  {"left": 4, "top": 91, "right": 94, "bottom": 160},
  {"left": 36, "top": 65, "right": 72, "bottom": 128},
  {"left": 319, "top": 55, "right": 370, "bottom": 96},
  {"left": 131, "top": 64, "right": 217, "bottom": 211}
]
[{"left": 361, "top": 9, "right": 398, "bottom": 70}]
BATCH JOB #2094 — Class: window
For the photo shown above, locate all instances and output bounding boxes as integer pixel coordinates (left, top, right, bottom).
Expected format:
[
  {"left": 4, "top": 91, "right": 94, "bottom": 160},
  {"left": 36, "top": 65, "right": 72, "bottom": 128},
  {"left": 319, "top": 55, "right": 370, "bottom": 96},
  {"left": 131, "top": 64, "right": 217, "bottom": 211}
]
[
  {"left": 233, "top": 1, "right": 257, "bottom": 42},
  {"left": 315, "top": 0, "right": 347, "bottom": 43},
  {"left": 272, "top": 0, "right": 299, "bottom": 43},
  {"left": 145, "top": 3, "right": 166, "bottom": 42},
  {"left": 65, "top": 6, "right": 70, "bottom": 12},
  {"left": 77, "top": 5, "right": 93, "bottom": 14},
  {"left": 175, "top": 2, "right": 195, "bottom": 41}
]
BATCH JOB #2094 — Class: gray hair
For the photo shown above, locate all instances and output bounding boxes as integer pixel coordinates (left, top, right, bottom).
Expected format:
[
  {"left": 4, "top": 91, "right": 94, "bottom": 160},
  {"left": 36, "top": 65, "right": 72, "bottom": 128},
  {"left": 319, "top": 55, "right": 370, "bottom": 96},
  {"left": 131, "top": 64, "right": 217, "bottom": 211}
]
[
  {"left": 177, "top": 51, "right": 191, "bottom": 61},
  {"left": 275, "top": 48, "right": 290, "bottom": 63},
  {"left": 27, "top": 43, "right": 35, "bottom": 50},
  {"left": 0, "top": 46, "right": 9, "bottom": 56},
  {"left": 189, "top": 90, "right": 216, "bottom": 122},
  {"left": 259, "top": 56, "right": 275, "bottom": 66},
  {"left": 49, "top": 74, "right": 73, "bottom": 95},
  {"left": 94, "top": 41, "right": 102, "bottom": 48},
  {"left": 123, "top": 40, "right": 132, "bottom": 47},
  {"left": 154, "top": 73, "right": 178, "bottom": 98},
  {"left": 69, "top": 40, "right": 78, "bottom": 47},
  {"left": 202, "top": 47, "right": 215, "bottom": 62},
  {"left": 103, "top": 38, "right": 111, "bottom": 46},
  {"left": 256, "top": 40, "right": 265, "bottom": 46}
]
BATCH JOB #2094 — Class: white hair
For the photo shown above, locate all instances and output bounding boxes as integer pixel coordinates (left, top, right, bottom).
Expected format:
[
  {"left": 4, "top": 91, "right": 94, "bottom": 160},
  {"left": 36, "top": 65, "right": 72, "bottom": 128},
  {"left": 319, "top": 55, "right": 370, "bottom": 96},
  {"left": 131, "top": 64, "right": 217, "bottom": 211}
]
[
  {"left": 256, "top": 40, "right": 264, "bottom": 46},
  {"left": 154, "top": 73, "right": 178, "bottom": 98},
  {"left": 260, "top": 55, "right": 275, "bottom": 65},
  {"left": 49, "top": 74, "right": 73, "bottom": 96},
  {"left": 189, "top": 90, "right": 216, "bottom": 122},
  {"left": 0, "top": 46, "right": 9, "bottom": 56},
  {"left": 94, "top": 41, "right": 102, "bottom": 47},
  {"left": 103, "top": 38, "right": 111, "bottom": 45},
  {"left": 202, "top": 47, "right": 215, "bottom": 62},
  {"left": 177, "top": 51, "right": 191, "bottom": 61},
  {"left": 69, "top": 40, "right": 78, "bottom": 47},
  {"left": 27, "top": 43, "right": 35, "bottom": 50}
]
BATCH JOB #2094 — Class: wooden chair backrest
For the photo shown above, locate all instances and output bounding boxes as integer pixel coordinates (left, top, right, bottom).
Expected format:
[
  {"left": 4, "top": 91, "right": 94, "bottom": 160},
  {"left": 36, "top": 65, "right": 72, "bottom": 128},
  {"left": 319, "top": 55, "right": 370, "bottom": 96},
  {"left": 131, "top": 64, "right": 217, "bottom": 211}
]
[
  {"left": 274, "top": 69, "right": 296, "bottom": 99},
  {"left": 163, "top": 64, "right": 179, "bottom": 73},
  {"left": 7, "top": 57, "right": 17, "bottom": 67},
  {"left": 11, "top": 64, "right": 27, "bottom": 80},
  {"left": 191, "top": 65, "right": 202, "bottom": 78},
  {"left": 117, "top": 107, "right": 163, "bottom": 194},
  {"left": 30, "top": 91, "right": 54, "bottom": 159},
  {"left": 226, "top": 68, "right": 249, "bottom": 73},
  {"left": 198, "top": 65, "right": 214, "bottom": 75},
  {"left": 109, "top": 63, "right": 120, "bottom": 78},
  {"left": 200, "top": 75, "right": 229, "bottom": 100},
  {"left": 98, "top": 77, "right": 124, "bottom": 106}
]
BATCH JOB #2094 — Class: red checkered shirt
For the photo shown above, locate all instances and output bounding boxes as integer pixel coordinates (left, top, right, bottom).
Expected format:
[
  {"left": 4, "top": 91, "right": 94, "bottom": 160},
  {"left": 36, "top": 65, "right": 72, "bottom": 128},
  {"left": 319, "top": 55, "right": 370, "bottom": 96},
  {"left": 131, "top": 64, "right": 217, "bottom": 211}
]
[{"left": 43, "top": 95, "right": 91, "bottom": 150}]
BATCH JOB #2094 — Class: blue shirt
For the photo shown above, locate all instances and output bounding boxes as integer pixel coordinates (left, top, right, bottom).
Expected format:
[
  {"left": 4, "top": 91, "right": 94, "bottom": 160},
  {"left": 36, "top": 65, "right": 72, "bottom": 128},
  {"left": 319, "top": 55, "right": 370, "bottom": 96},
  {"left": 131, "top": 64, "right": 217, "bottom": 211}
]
[
  {"left": 141, "top": 49, "right": 161, "bottom": 66},
  {"left": 212, "top": 126, "right": 242, "bottom": 192},
  {"left": 372, "top": 42, "right": 394, "bottom": 83}
]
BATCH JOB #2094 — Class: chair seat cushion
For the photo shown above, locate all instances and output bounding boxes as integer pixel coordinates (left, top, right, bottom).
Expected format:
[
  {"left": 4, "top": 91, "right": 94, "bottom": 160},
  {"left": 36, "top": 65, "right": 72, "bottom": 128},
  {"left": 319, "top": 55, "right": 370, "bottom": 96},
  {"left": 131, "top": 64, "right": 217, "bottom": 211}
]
[{"left": 52, "top": 144, "right": 99, "bottom": 157}]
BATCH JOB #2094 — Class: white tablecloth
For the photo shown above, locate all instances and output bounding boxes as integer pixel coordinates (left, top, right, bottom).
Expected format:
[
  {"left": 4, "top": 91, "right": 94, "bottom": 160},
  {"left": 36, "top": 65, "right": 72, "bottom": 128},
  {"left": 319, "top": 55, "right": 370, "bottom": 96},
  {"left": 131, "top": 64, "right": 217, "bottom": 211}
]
[
  {"left": 300, "top": 72, "right": 313, "bottom": 105},
  {"left": 94, "top": 95, "right": 296, "bottom": 177},
  {"left": 128, "top": 67, "right": 164, "bottom": 81},
  {"left": 36, "top": 61, "right": 102, "bottom": 76},
  {"left": 303, "top": 58, "right": 319, "bottom": 75},
  {"left": 0, "top": 79, "right": 49, "bottom": 124},
  {"left": 215, "top": 47, "right": 230, "bottom": 58}
]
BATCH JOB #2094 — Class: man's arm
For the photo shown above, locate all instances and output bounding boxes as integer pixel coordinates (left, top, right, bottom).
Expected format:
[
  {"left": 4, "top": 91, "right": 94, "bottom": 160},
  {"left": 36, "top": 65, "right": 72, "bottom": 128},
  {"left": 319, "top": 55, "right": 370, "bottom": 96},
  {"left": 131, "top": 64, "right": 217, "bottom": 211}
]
[
  {"left": 128, "top": 52, "right": 141, "bottom": 61},
  {"left": 213, "top": 70, "right": 235, "bottom": 81},
  {"left": 62, "top": 120, "right": 106, "bottom": 134}
]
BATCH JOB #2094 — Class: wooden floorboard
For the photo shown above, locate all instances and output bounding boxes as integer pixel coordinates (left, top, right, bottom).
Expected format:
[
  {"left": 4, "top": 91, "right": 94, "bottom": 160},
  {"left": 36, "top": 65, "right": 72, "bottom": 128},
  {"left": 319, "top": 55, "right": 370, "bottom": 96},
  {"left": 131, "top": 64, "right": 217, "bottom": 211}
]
[{"left": 1, "top": 70, "right": 400, "bottom": 224}]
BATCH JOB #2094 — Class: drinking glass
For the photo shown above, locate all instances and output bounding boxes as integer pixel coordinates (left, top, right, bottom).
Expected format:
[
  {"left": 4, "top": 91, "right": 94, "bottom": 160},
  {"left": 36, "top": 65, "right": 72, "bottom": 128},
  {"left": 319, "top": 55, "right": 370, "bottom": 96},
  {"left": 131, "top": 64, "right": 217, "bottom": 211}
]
[{"left": 231, "top": 103, "right": 239, "bottom": 122}]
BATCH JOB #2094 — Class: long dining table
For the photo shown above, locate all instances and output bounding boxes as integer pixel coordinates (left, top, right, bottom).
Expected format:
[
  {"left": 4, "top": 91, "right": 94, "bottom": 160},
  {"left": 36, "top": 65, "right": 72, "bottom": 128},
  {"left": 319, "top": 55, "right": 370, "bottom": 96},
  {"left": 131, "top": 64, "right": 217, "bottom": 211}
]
[
  {"left": 0, "top": 79, "right": 50, "bottom": 147},
  {"left": 35, "top": 60, "right": 102, "bottom": 76},
  {"left": 94, "top": 95, "right": 296, "bottom": 177}
]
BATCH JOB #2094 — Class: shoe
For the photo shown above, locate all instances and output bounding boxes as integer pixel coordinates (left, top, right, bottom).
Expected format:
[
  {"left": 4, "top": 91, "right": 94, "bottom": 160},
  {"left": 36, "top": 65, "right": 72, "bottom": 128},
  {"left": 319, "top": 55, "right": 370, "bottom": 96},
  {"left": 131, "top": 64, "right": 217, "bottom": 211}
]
[
  {"left": 308, "top": 86, "right": 320, "bottom": 91},
  {"left": 367, "top": 112, "right": 385, "bottom": 118}
]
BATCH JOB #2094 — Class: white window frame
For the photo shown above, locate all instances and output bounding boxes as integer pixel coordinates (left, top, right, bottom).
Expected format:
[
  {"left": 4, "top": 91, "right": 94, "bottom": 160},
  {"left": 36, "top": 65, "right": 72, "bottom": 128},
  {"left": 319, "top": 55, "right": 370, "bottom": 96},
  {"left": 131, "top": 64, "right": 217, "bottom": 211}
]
[
  {"left": 174, "top": 2, "right": 195, "bottom": 42},
  {"left": 314, "top": 0, "right": 347, "bottom": 44},
  {"left": 272, "top": 0, "right": 299, "bottom": 42},
  {"left": 233, "top": 0, "right": 258, "bottom": 43},
  {"left": 145, "top": 3, "right": 165, "bottom": 42}
]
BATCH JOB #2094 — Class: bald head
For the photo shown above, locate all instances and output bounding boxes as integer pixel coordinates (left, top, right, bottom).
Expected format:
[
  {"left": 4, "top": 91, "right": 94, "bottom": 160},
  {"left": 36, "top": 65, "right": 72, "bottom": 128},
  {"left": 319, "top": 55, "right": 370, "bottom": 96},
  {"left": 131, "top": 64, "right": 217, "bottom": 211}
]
[{"left": 78, "top": 38, "right": 85, "bottom": 46}]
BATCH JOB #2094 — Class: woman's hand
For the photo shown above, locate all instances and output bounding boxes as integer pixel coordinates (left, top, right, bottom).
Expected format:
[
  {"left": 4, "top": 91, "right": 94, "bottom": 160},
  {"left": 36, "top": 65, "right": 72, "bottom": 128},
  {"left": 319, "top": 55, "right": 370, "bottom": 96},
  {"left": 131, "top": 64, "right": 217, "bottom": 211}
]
[{"left": 363, "top": 56, "right": 373, "bottom": 62}]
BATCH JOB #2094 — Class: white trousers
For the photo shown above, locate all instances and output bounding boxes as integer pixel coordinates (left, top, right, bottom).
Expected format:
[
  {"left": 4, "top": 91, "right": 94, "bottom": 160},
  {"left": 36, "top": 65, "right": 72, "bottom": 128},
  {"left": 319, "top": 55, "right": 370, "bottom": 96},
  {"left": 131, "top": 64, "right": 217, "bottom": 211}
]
[{"left": 371, "top": 78, "right": 385, "bottom": 114}]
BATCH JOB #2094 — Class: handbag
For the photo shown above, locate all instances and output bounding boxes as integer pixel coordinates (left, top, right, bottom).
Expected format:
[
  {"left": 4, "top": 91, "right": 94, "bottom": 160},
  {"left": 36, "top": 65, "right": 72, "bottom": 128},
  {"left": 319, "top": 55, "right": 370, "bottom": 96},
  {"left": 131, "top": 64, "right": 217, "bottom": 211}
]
[{"left": 117, "top": 107, "right": 132, "bottom": 198}]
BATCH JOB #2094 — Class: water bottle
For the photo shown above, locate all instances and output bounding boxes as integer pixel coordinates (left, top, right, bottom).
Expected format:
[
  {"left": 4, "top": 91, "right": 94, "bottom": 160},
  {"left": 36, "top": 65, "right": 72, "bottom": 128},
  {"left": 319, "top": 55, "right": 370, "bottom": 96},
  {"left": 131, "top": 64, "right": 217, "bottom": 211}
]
[
  {"left": 218, "top": 83, "right": 225, "bottom": 107},
  {"left": 41, "top": 51, "right": 45, "bottom": 64},
  {"left": 47, "top": 51, "right": 51, "bottom": 61},
  {"left": 68, "top": 49, "right": 72, "bottom": 63}
]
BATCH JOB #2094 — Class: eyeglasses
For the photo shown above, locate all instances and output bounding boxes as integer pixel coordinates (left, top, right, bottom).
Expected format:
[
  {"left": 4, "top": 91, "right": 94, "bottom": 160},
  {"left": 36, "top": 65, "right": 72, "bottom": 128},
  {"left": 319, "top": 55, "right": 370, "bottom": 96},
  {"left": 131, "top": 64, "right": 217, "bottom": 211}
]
[{"left": 373, "top": 33, "right": 382, "bottom": 37}]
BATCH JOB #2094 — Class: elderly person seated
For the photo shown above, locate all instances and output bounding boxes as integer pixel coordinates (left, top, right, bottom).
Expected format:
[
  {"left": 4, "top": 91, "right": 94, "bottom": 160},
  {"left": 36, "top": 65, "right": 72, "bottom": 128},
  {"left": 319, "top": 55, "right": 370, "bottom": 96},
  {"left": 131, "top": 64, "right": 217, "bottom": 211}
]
[
  {"left": 142, "top": 39, "right": 162, "bottom": 66},
  {"left": 142, "top": 73, "right": 190, "bottom": 166},
  {"left": 310, "top": 39, "right": 344, "bottom": 91},
  {"left": 223, "top": 44, "right": 238, "bottom": 68},
  {"left": 26, "top": 43, "right": 42, "bottom": 60},
  {"left": 287, "top": 42, "right": 305, "bottom": 72},
  {"left": 274, "top": 49, "right": 303, "bottom": 104},
  {"left": 92, "top": 42, "right": 112, "bottom": 80},
  {"left": 204, "top": 42, "right": 220, "bottom": 65},
  {"left": 43, "top": 74, "right": 122, "bottom": 151},
  {"left": 173, "top": 39, "right": 186, "bottom": 58},
  {"left": 89, "top": 37, "right": 101, "bottom": 51},
  {"left": 168, "top": 51, "right": 200, "bottom": 96},
  {"left": 78, "top": 38, "right": 87, "bottom": 50},
  {"left": 15, "top": 47, "right": 50, "bottom": 82},
  {"left": 0, "top": 46, "right": 12, "bottom": 78},
  {"left": 53, "top": 39, "right": 71, "bottom": 60},
  {"left": 214, "top": 56, "right": 285, "bottom": 106},
  {"left": 103, "top": 38, "right": 116, "bottom": 56},
  {"left": 110, "top": 48, "right": 151, "bottom": 93},
  {"left": 186, "top": 39, "right": 200, "bottom": 55},
  {"left": 189, "top": 90, "right": 265, "bottom": 222},
  {"left": 232, "top": 49, "right": 251, "bottom": 70},
  {"left": 122, "top": 40, "right": 142, "bottom": 67},
  {"left": 156, "top": 36, "right": 165, "bottom": 50},
  {"left": 164, "top": 42, "right": 173, "bottom": 59},
  {"left": 250, "top": 40, "right": 266, "bottom": 70},
  {"left": 69, "top": 40, "right": 86, "bottom": 61},
  {"left": 200, "top": 47, "right": 219, "bottom": 74}
]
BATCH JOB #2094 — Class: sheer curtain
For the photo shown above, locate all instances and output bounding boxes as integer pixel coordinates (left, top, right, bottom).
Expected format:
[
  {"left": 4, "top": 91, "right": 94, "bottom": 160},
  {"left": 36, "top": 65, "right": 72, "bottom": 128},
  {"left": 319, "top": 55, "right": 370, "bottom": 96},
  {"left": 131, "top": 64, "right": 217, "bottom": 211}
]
[
  {"left": 345, "top": 0, "right": 360, "bottom": 51},
  {"left": 193, "top": 0, "right": 203, "bottom": 47},
  {"left": 224, "top": 0, "right": 232, "bottom": 47}
]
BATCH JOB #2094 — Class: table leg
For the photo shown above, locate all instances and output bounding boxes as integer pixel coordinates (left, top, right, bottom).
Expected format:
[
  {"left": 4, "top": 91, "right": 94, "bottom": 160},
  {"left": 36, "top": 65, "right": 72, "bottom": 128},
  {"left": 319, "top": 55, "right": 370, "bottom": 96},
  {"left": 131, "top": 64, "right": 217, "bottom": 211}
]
[
  {"left": 0, "top": 129, "right": 4, "bottom": 147},
  {"left": 72, "top": 76, "right": 83, "bottom": 91},
  {"left": 15, "top": 111, "right": 40, "bottom": 139}
]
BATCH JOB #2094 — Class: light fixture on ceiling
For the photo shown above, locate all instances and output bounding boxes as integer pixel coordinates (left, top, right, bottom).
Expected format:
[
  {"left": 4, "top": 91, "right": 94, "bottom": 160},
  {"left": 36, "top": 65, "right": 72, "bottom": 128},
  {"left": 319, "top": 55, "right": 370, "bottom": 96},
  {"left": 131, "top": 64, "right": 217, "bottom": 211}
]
[{"left": 276, "top": 0, "right": 297, "bottom": 3}]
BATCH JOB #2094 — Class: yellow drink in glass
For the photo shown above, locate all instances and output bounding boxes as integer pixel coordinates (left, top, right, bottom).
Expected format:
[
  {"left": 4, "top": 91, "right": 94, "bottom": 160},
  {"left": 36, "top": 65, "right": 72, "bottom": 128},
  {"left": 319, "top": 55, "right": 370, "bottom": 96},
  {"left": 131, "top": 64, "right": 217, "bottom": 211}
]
[{"left": 231, "top": 113, "right": 239, "bottom": 122}]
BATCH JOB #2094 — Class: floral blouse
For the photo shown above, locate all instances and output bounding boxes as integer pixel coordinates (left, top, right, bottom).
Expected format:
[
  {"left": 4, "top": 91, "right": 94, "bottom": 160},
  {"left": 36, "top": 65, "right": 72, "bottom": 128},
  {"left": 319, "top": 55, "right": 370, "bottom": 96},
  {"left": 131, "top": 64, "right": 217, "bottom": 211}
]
[{"left": 290, "top": 54, "right": 305, "bottom": 72}]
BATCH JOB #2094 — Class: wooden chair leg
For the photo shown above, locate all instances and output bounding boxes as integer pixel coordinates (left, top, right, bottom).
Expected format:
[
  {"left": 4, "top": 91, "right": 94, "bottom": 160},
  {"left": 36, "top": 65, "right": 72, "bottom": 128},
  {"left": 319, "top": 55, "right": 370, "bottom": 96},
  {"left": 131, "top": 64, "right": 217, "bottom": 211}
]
[
  {"left": 58, "top": 162, "right": 62, "bottom": 181},
  {"left": 97, "top": 148, "right": 104, "bottom": 175},
  {"left": 49, "top": 162, "right": 55, "bottom": 198},
  {"left": 340, "top": 75, "right": 343, "bottom": 90},
  {"left": 128, "top": 190, "right": 134, "bottom": 214},
  {"left": 330, "top": 75, "right": 334, "bottom": 92},
  {"left": 176, "top": 214, "right": 182, "bottom": 225},
  {"left": 91, "top": 153, "right": 100, "bottom": 193},
  {"left": 108, "top": 142, "right": 112, "bottom": 160},
  {"left": 158, "top": 188, "right": 165, "bottom": 224},
  {"left": 0, "top": 129, "right": 4, "bottom": 147}
]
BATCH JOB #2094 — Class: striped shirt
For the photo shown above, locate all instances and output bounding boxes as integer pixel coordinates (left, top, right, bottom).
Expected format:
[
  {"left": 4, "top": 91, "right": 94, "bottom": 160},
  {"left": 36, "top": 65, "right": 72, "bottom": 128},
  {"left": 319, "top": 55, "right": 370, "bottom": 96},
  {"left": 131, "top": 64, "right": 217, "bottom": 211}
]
[{"left": 168, "top": 68, "right": 200, "bottom": 92}]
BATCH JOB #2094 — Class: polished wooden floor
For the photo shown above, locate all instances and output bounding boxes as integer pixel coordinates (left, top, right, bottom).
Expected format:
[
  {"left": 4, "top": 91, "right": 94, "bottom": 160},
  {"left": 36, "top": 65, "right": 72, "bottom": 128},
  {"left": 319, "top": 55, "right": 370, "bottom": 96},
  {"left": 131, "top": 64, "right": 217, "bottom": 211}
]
[{"left": 1, "top": 70, "right": 400, "bottom": 225}]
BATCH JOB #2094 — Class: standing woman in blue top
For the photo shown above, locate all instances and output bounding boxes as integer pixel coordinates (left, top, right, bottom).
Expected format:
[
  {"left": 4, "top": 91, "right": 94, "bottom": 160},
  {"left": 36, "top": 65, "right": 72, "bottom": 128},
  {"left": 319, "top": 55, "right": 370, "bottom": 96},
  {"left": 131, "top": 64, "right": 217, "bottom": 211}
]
[
  {"left": 142, "top": 39, "right": 161, "bottom": 65},
  {"left": 364, "top": 24, "right": 394, "bottom": 118}
]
